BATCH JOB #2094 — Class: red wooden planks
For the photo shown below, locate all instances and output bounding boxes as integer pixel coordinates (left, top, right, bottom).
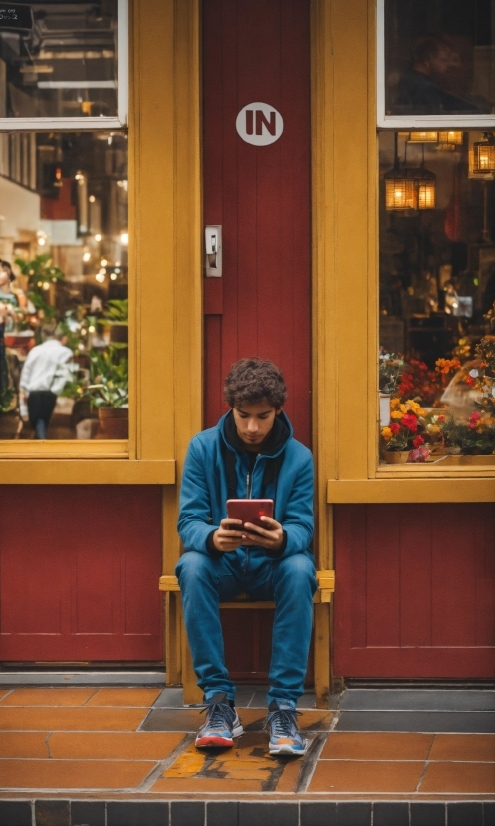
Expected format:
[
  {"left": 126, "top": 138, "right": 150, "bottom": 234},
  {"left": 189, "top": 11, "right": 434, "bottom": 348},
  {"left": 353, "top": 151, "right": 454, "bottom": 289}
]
[
  {"left": 334, "top": 504, "right": 495, "bottom": 678},
  {"left": 0, "top": 486, "right": 163, "bottom": 661}
]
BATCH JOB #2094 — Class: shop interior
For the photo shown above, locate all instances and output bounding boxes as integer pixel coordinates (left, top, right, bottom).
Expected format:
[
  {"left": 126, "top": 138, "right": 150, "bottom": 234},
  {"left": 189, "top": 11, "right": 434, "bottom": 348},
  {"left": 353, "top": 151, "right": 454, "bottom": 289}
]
[
  {"left": 0, "top": 130, "right": 128, "bottom": 440},
  {"left": 379, "top": 130, "right": 495, "bottom": 462}
]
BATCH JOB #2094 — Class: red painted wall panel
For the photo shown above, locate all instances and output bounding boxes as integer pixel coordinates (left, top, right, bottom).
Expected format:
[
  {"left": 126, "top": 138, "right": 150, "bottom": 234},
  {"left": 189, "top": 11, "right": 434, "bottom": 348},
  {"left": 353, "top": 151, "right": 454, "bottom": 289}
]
[
  {"left": 202, "top": 0, "right": 311, "bottom": 446},
  {"left": 0, "top": 486, "right": 163, "bottom": 662},
  {"left": 334, "top": 504, "right": 495, "bottom": 678}
]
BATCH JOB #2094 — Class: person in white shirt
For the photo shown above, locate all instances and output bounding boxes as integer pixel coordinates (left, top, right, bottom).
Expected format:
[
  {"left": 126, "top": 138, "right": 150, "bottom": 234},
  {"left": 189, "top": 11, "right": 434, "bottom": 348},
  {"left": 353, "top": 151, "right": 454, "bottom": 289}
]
[{"left": 20, "top": 325, "right": 74, "bottom": 439}]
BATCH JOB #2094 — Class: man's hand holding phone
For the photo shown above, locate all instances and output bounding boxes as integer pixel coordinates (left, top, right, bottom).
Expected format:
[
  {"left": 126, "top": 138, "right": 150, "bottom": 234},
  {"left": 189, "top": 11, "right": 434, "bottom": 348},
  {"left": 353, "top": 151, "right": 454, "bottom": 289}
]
[
  {"left": 241, "top": 516, "right": 284, "bottom": 552},
  {"left": 212, "top": 518, "right": 246, "bottom": 552}
]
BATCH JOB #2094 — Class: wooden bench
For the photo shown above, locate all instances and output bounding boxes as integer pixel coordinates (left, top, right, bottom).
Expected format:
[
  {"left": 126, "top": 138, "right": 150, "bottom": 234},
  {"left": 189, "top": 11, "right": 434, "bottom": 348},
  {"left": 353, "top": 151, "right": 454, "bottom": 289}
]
[{"left": 159, "top": 569, "right": 335, "bottom": 708}]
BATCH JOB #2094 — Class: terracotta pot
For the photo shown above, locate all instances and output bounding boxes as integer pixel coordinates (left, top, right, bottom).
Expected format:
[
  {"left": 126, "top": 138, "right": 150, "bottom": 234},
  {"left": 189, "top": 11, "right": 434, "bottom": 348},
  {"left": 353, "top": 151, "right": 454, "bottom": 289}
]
[
  {"left": 384, "top": 450, "right": 410, "bottom": 464},
  {"left": 98, "top": 407, "right": 128, "bottom": 439},
  {"left": 0, "top": 412, "right": 21, "bottom": 439}
]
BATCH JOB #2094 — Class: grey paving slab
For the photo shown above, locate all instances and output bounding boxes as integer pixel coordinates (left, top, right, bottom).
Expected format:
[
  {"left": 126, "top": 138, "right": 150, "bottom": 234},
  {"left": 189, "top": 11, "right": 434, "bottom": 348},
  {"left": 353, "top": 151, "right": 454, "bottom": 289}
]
[
  {"left": 140, "top": 707, "right": 203, "bottom": 731},
  {"left": 153, "top": 687, "right": 185, "bottom": 708},
  {"left": 336, "top": 710, "right": 495, "bottom": 732},
  {"left": 340, "top": 688, "right": 495, "bottom": 712}
]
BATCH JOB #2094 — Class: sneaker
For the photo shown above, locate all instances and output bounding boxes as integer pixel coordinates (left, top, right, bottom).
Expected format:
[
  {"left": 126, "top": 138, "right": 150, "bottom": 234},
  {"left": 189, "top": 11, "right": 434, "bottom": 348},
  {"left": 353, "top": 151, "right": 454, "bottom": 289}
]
[
  {"left": 265, "top": 700, "right": 307, "bottom": 756},
  {"left": 195, "top": 691, "right": 243, "bottom": 748}
]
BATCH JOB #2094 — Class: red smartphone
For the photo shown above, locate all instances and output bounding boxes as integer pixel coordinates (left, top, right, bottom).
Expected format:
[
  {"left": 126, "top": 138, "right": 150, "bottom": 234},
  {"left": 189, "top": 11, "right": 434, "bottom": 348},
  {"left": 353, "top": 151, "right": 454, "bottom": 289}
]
[{"left": 226, "top": 499, "right": 274, "bottom": 529}]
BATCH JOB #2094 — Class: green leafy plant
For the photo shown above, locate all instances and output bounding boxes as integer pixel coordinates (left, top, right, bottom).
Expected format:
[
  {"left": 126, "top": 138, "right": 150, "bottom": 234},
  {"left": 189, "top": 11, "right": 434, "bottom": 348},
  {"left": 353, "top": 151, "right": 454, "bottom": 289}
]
[
  {"left": 86, "top": 346, "right": 128, "bottom": 408},
  {"left": 103, "top": 299, "right": 128, "bottom": 323},
  {"left": 15, "top": 254, "right": 65, "bottom": 323},
  {"left": 0, "top": 386, "right": 15, "bottom": 414}
]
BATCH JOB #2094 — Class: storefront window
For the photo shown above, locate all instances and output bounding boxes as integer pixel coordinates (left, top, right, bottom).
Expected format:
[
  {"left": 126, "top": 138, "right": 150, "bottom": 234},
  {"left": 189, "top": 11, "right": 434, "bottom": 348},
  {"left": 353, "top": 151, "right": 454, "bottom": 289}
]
[
  {"left": 0, "top": 1, "right": 127, "bottom": 127},
  {"left": 378, "top": 0, "right": 495, "bottom": 127},
  {"left": 379, "top": 130, "right": 495, "bottom": 464},
  {"left": 0, "top": 130, "right": 128, "bottom": 440}
]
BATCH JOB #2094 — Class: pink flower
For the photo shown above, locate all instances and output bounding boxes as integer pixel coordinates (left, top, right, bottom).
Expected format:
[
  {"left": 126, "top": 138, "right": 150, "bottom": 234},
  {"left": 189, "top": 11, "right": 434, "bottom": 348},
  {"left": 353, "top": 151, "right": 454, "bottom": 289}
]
[{"left": 408, "top": 446, "right": 430, "bottom": 463}]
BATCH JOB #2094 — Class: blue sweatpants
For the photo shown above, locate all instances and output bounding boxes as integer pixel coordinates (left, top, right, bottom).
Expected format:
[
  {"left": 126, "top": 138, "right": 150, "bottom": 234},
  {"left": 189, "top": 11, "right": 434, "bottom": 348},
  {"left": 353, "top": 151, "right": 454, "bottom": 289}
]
[{"left": 175, "top": 549, "right": 317, "bottom": 707}]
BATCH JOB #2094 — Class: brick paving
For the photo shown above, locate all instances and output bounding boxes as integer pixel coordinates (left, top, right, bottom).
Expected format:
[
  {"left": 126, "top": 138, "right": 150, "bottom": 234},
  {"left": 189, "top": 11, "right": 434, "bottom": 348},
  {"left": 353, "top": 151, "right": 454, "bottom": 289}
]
[{"left": 0, "top": 685, "right": 493, "bottom": 825}]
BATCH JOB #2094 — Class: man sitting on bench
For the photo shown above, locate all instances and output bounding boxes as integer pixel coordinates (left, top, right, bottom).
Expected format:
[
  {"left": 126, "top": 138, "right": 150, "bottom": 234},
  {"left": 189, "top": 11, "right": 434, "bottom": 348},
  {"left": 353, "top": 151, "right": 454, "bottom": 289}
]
[{"left": 176, "top": 357, "right": 316, "bottom": 755}]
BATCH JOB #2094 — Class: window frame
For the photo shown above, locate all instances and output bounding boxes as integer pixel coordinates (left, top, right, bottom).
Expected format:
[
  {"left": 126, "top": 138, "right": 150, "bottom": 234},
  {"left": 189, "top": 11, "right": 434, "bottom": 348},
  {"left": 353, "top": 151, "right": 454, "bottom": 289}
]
[
  {"left": 376, "top": 0, "right": 495, "bottom": 130},
  {"left": 0, "top": 0, "right": 128, "bottom": 131}
]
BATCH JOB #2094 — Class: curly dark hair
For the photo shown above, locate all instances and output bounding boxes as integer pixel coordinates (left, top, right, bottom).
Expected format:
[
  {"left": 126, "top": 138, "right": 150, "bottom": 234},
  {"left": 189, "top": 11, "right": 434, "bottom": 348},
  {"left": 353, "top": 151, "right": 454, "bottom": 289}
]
[{"left": 224, "top": 358, "right": 287, "bottom": 409}]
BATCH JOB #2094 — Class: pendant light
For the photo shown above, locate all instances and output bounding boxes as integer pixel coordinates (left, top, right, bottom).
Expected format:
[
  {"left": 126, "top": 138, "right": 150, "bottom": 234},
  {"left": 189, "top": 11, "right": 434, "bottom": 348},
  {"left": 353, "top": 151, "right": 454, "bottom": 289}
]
[
  {"left": 437, "top": 131, "right": 463, "bottom": 151},
  {"left": 385, "top": 134, "right": 418, "bottom": 211},
  {"left": 408, "top": 132, "right": 438, "bottom": 143},
  {"left": 415, "top": 146, "right": 437, "bottom": 209},
  {"left": 472, "top": 132, "right": 495, "bottom": 174}
]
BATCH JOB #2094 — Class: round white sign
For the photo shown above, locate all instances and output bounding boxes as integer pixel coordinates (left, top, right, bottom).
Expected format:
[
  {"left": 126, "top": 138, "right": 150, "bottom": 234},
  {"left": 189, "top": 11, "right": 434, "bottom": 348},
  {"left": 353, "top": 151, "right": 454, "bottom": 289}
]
[{"left": 236, "top": 102, "right": 284, "bottom": 146}]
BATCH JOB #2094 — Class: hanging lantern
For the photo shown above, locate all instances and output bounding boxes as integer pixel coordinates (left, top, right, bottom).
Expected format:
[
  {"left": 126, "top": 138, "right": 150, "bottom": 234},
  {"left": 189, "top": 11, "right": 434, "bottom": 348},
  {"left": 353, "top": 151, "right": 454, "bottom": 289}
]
[
  {"left": 407, "top": 132, "right": 438, "bottom": 143},
  {"left": 416, "top": 165, "right": 436, "bottom": 209},
  {"left": 385, "top": 166, "right": 418, "bottom": 210},
  {"left": 437, "top": 131, "right": 463, "bottom": 150},
  {"left": 472, "top": 132, "right": 495, "bottom": 173}
]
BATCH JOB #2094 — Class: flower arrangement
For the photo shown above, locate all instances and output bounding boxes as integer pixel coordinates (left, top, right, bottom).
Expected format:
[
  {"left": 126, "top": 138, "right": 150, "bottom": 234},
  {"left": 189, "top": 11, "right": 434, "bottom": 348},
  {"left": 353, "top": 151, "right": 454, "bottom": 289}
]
[
  {"left": 381, "top": 398, "right": 428, "bottom": 455},
  {"left": 397, "top": 357, "right": 460, "bottom": 406},
  {"left": 463, "top": 336, "right": 495, "bottom": 415},
  {"left": 435, "top": 410, "right": 495, "bottom": 455}
]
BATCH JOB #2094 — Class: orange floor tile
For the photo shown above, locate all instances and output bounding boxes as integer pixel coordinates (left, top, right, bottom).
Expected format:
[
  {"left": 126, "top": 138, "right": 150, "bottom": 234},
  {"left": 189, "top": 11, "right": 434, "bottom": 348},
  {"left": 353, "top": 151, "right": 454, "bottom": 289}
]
[
  {"left": 309, "top": 760, "right": 425, "bottom": 793},
  {"left": 321, "top": 732, "right": 433, "bottom": 761},
  {"left": 48, "top": 731, "right": 185, "bottom": 760},
  {"left": 0, "top": 688, "right": 97, "bottom": 707},
  {"left": 85, "top": 688, "right": 162, "bottom": 707},
  {"left": 420, "top": 761, "right": 495, "bottom": 794},
  {"left": 0, "top": 706, "right": 147, "bottom": 731},
  {"left": 428, "top": 734, "right": 495, "bottom": 763},
  {"left": 0, "top": 732, "right": 50, "bottom": 758},
  {"left": 0, "top": 758, "right": 157, "bottom": 790}
]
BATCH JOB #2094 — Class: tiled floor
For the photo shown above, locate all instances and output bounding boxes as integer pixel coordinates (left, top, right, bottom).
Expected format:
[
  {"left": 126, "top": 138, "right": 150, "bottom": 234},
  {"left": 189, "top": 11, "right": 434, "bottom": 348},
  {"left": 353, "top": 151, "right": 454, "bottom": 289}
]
[{"left": 0, "top": 684, "right": 493, "bottom": 803}]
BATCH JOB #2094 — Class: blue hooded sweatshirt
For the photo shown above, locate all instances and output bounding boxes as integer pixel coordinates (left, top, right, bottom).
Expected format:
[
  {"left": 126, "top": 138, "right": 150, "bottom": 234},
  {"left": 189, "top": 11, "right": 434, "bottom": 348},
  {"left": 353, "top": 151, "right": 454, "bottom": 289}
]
[{"left": 177, "top": 410, "right": 314, "bottom": 570}]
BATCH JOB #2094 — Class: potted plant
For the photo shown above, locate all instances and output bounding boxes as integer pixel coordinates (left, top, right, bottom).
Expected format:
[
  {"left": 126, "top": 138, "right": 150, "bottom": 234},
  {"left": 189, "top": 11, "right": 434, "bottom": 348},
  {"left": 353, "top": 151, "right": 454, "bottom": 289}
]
[
  {"left": 86, "top": 346, "right": 128, "bottom": 438},
  {"left": 103, "top": 299, "right": 128, "bottom": 345},
  {"left": 381, "top": 398, "right": 429, "bottom": 463},
  {"left": 435, "top": 411, "right": 495, "bottom": 455},
  {"left": 378, "top": 350, "right": 404, "bottom": 426}
]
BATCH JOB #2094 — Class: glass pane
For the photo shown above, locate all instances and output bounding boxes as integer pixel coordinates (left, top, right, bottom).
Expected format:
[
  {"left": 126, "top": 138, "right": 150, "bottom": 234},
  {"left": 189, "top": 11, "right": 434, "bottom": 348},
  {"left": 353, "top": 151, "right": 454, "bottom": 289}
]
[
  {"left": 0, "top": 130, "right": 128, "bottom": 440},
  {"left": 379, "top": 131, "right": 495, "bottom": 464},
  {"left": 385, "top": 0, "right": 495, "bottom": 116},
  {"left": 0, "top": 1, "right": 118, "bottom": 119}
]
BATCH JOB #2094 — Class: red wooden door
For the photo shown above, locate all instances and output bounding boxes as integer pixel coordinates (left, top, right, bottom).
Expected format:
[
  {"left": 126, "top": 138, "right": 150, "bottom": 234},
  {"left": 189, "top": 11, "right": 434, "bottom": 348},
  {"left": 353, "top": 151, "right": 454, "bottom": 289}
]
[
  {"left": 0, "top": 486, "right": 163, "bottom": 662},
  {"left": 202, "top": 0, "right": 312, "bottom": 679},
  {"left": 202, "top": 0, "right": 311, "bottom": 445},
  {"left": 334, "top": 504, "right": 495, "bottom": 678}
]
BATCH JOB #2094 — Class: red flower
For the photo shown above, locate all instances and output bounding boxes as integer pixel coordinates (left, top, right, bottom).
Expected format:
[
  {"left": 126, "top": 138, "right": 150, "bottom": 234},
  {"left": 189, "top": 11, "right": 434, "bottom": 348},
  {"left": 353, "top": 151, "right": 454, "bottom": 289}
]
[
  {"left": 468, "top": 411, "right": 482, "bottom": 429},
  {"left": 390, "top": 423, "right": 401, "bottom": 434},
  {"left": 465, "top": 376, "right": 475, "bottom": 387},
  {"left": 412, "top": 434, "right": 424, "bottom": 448},
  {"left": 437, "top": 415, "right": 446, "bottom": 422},
  {"left": 401, "top": 413, "right": 419, "bottom": 431}
]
